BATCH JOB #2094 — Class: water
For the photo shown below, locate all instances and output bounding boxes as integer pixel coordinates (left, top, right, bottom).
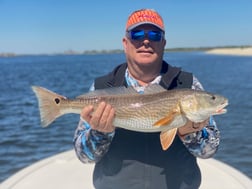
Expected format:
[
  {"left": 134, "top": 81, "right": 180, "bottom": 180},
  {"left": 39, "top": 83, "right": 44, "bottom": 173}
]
[{"left": 0, "top": 52, "right": 251, "bottom": 182}]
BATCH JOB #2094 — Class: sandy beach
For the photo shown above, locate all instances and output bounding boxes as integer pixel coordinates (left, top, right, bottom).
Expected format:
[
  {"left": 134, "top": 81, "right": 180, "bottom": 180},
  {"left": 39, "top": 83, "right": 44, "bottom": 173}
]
[{"left": 206, "top": 47, "right": 252, "bottom": 56}]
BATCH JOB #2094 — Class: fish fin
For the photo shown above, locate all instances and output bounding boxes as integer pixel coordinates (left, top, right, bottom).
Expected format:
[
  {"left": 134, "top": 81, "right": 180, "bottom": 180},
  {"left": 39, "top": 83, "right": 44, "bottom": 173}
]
[
  {"left": 153, "top": 105, "right": 181, "bottom": 127},
  {"left": 160, "top": 128, "right": 177, "bottom": 150},
  {"left": 76, "top": 86, "right": 139, "bottom": 98},
  {"left": 76, "top": 84, "right": 166, "bottom": 99},
  {"left": 31, "top": 86, "right": 65, "bottom": 127},
  {"left": 144, "top": 84, "right": 166, "bottom": 94}
]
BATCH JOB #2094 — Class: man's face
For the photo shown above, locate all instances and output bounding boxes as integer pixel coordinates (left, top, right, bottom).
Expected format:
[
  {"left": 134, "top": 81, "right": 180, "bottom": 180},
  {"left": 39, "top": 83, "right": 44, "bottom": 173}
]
[{"left": 123, "top": 24, "right": 166, "bottom": 67}]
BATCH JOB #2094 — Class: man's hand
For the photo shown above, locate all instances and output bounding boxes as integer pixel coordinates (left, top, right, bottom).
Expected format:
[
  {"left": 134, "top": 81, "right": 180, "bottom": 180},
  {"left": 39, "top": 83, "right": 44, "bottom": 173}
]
[
  {"left": 178, "top": 119, "right": 209, "bottom": 137},
  {"left": 80, "top": 102, "right": 115, "bottom": 133}
]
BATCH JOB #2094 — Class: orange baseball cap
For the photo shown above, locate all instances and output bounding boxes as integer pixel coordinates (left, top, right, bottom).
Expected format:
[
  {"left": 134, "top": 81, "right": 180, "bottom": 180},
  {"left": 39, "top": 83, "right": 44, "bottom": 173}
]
[{"left": 126, "top": 9, "right": 165, "bottom": 32}]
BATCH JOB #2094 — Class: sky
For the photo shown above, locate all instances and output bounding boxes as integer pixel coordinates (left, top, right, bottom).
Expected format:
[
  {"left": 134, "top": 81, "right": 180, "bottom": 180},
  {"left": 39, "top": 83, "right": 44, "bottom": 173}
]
[{"left": 0, "top": 0, "right": 252, "bottom": 54}]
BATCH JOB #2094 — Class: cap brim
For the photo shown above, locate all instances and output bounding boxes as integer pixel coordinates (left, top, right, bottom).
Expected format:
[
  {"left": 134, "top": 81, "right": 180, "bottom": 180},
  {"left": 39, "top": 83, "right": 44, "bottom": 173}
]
[{"left": 127, "top": 22, "right": 164, "bottom": 32}]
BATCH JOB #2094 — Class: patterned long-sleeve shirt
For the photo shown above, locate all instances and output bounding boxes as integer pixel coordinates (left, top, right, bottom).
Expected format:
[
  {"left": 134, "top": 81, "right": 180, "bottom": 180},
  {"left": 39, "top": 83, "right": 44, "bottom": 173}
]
[{"left": 73, "top": 69, "right": 220, "bottom": 163}]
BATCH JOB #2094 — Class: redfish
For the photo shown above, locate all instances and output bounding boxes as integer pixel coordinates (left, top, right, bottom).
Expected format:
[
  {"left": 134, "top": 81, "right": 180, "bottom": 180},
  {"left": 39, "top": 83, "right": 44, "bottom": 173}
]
[{"left": 32, "top": 85, "right": 228, "bottom": 150}]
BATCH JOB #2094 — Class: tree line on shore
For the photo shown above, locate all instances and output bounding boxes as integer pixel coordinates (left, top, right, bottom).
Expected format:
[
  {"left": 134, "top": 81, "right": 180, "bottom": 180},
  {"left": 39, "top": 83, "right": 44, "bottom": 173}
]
[{"left": 1, "top": 45, "right": 251, "bottom": 57}]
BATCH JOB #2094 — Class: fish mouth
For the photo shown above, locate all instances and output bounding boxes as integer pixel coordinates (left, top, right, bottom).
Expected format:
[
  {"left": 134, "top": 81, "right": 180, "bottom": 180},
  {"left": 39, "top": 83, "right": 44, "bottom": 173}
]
[{"left": 215, "top": 101, "right": 228, "bottom": 114}]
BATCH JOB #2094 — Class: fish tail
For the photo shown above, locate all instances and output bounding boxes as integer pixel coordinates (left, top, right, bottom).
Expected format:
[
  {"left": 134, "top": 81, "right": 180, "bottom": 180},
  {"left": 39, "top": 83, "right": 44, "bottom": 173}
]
[{"left": 32, "top": 86, "right": 66, "bottom": 127}]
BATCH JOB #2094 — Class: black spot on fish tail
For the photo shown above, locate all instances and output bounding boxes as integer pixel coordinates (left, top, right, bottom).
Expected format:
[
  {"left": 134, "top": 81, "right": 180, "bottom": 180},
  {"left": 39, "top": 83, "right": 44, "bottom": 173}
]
[{"left": 55, "top": 98, "right": 60, "bottom": 104}]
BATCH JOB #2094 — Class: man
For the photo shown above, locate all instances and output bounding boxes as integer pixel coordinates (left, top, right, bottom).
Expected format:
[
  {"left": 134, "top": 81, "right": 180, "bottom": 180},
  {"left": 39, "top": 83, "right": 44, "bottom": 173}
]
[{"left": 74, "top": 9, "right": 220, "bottom": 189}]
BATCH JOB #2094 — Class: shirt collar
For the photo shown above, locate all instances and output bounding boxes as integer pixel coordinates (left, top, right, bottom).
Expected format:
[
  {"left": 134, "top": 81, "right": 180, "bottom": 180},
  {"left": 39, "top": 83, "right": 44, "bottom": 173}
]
[{"left": 125, "top": 68, "right": 162, "bottom": 93}]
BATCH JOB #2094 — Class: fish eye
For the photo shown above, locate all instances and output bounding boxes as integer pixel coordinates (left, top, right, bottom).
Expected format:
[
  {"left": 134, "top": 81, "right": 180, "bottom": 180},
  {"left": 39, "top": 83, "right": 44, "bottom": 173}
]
[{"left": 211, "top": 95, "right": 216, "bottom": 100}]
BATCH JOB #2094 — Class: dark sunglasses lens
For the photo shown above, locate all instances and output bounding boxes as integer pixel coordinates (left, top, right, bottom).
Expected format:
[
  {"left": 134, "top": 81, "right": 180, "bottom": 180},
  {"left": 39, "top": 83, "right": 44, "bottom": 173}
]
[
  {"left": 148, "top": 31, "right": 162, "bottom": 41},
  {"left": 131, "top": 30, "right": 145, "bottom": 40}
]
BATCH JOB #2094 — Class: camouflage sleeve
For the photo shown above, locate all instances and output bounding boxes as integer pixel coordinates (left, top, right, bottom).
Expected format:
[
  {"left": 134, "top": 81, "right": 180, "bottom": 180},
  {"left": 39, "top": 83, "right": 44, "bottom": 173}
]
[
  {"left": 180, "top": 76, "right": 220, "bottom": 158},
  {"left": 73, "top": 82, "right": 115, "bottom": 163},
  {"left": 73, "top": 119, "right": 115, "bottom": 163}
]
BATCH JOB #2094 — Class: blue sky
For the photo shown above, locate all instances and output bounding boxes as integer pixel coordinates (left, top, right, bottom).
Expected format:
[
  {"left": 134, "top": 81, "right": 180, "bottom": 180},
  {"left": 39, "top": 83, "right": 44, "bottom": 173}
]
[{"left": 0, "top": 0, "right": 252, "bottom": 54}]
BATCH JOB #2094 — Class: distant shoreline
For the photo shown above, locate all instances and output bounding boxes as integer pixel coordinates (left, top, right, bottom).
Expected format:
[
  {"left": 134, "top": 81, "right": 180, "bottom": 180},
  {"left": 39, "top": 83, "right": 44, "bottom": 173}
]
[
  {"left": 1, "top": 46, "right": 252, "bottom": 57},
  {"left": 205, "top": 47, "right": 252, "bottom": 56}
]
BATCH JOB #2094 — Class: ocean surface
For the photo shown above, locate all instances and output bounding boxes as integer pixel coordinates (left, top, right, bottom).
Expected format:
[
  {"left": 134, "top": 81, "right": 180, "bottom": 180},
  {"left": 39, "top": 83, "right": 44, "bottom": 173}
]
[{"left": 0, "top": 52, "right": 251, "bottom": 183}]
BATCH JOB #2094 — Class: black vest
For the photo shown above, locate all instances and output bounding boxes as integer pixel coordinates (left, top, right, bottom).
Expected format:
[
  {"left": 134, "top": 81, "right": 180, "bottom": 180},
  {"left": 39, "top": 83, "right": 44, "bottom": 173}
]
[{"left": 93, "top": 62, "right": 201, "bottom": 189}]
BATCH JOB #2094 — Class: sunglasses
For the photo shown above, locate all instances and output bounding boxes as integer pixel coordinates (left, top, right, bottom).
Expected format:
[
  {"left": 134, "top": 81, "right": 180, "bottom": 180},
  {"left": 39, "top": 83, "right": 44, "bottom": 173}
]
[{"left": 127, "top": 30, "right": 164, "bottom": 42}]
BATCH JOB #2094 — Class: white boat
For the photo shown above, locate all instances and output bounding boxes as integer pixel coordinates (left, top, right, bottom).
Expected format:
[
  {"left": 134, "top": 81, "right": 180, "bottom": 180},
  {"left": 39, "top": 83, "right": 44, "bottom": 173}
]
[{"left": 0, "top": 150, "right": 251, "bottom": 189}]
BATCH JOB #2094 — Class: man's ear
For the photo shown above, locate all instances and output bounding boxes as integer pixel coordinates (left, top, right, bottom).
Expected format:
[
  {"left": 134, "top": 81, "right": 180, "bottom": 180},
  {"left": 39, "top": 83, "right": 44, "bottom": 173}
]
[{"left": 122, "top": 37, "right": 128, "bottom": 53}]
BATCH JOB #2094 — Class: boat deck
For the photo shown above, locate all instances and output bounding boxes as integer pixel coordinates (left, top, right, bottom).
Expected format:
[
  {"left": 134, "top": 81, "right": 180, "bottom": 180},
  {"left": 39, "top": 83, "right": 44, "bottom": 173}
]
[{"left": 1, "top": 150, "right": 251, "bottom": 189}]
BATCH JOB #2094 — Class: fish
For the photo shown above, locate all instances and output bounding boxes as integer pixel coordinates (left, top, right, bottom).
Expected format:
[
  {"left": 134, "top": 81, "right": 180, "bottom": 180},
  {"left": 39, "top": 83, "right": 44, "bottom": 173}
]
[{"left": 31, "top": 85, "right": 228, "bottom": 150}]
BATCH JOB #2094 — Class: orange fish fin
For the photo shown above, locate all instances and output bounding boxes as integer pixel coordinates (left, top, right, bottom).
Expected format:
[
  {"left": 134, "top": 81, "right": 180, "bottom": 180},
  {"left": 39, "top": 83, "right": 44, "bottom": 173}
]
[
  {"left": 160, "top": 128, "right": 177, "bottom": 150},
  {"left": 153, "top": 106, "right": 180, "bottom": 127}
]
